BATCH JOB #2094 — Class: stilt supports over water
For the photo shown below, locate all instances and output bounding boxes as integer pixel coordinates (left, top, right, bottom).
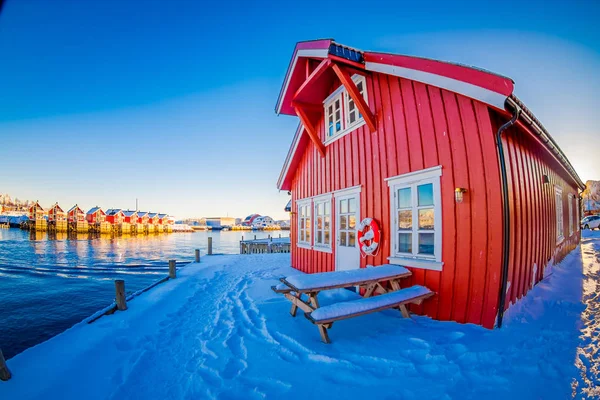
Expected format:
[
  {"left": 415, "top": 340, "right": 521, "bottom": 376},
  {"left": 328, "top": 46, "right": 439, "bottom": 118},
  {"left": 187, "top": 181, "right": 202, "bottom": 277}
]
[
  {"left": 195, "top": 249, "right": 200, "bottom": 263},
  {"left": 168, "top": 260, "right": 177, "bottom": 279},
  {"left": 208, "top": 237, "right": 213, "bottom": 255},
  {"left": 115, "top": 280, "right": 127, "bottom": 311},
  {"left": 0, "top": 348, "right": 12, "bottom": 381}
]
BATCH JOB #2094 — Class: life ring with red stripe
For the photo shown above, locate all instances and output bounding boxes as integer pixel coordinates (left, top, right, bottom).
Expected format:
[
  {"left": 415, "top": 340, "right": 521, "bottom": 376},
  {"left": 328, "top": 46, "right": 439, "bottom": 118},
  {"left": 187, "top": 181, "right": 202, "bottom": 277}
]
[{"left": 357, "top": 217, "right": 380, "bottom": 257}]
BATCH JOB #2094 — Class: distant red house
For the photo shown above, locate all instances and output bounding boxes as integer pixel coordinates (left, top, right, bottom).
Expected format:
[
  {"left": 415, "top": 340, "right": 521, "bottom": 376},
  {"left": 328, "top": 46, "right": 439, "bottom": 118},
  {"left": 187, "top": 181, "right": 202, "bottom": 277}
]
[
  {"left": 137, "top": 211, "right": 149, "bottom": 225},
  {"left": 105, "top": 209, "right": 124, "bottom": 224},
  {"left": 67, "top": 204, "right": 85, "bottom": 223},
  {"left": 86, "top": 207, "right": 106, "bottom": 224},
  {"left": 48, "top": 203, "right": 66, "bottom": 222},
  {"left": 158, "top": 213, "right": 168, "bottom": 225},
  {"left": 122, "top": 210, "right": 138, "bottom": 224},
  {"left": 148, "top": 212, "right": 159, "bottom": 225},
  {"left": 28, "top": 201, "right": 45, "bottom": 221},
  {"left": 275, "top": 39, "right": 585, "bottom": 328}
]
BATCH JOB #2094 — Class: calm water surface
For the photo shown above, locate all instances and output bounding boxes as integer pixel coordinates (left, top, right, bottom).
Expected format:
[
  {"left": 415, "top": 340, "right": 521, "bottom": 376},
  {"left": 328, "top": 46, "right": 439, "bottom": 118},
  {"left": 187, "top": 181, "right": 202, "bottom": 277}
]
[{"left": 0, "top": 228, "right": 289, "bottom": 359}]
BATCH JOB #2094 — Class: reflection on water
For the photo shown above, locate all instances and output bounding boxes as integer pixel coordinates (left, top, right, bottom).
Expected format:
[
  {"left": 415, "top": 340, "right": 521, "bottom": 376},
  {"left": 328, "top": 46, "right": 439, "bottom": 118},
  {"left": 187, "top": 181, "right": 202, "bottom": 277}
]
[{"left": 0, "top": 228, "right": 289, "bottom": 359}]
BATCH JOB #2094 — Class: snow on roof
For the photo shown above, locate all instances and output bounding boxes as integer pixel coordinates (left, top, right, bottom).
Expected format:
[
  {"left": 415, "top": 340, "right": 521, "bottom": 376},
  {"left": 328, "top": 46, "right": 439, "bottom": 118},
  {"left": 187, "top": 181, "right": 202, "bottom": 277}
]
[
  {"left": 122, "top": 210, "right": 138, "bottom": 217},
  {"left": 86, "top": 207, "right": 102, "bottom": 215},
  {"left": 105, "top": 209, "right": 123, "bottom": 216}
]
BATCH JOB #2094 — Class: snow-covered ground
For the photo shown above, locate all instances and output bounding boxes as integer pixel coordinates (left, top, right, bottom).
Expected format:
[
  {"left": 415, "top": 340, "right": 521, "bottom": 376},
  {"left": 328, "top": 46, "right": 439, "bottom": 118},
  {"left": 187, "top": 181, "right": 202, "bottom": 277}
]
[{"left": 2, "top": 231, "right": 600, "bottom": 399}]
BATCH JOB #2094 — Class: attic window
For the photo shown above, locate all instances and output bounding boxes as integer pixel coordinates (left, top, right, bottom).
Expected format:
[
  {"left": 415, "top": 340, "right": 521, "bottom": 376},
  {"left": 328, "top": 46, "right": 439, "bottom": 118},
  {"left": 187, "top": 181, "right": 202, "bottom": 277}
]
[{"left": 323, "top": 75, "right": 367, "bottom": 144}]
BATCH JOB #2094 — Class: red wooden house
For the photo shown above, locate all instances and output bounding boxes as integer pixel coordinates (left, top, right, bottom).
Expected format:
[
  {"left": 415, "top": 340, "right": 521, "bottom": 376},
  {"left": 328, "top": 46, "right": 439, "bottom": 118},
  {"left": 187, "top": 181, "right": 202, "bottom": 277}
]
[
  {"left": 137, "top": 211, "right": 149, "bottom": 225},
  {"left": 105, "top": 209, "right": 124, "bottom": 225},
  {"left": 48, "top": 203, "right": 66, "bottom": 222},
  {"left": 148, "top": 213, "right": 159, "bottom": 225},
  {"left": 86, "top": 207, "right": 106, "bottom": 224},
  {"left": 122, "top": 210, "right": 138, "bottom": 224},
  {"left": 67, "top": 204, "right": 85, "bottom": 223},
  {"left": 28, "top": 201, "right": 45, "bottom": 221},
  {"left": 275, "top": 39, "right": 585, "bottom": 328}
]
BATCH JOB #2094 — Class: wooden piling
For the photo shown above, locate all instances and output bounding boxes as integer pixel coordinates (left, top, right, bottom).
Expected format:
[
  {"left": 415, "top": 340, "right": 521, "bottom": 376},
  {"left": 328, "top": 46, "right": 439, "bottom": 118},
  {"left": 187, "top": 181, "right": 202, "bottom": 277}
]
[
  {"left": 115, "top": 280, "right": 127, "bottom": 311},
  {"left": 195, "top": 249, "right": 200, "bottom": 263},
  {"left": 254, "top": 235, "right": 257, "bottom": 240},
  {"left": 0, "top": 348, "right": 11, "bottom": 381},
  {"left": 169, "top": 260, "right": 176, "bottom": 279},
  {"left": 208, "top": 237, "right": 213, "bottom": 255}
]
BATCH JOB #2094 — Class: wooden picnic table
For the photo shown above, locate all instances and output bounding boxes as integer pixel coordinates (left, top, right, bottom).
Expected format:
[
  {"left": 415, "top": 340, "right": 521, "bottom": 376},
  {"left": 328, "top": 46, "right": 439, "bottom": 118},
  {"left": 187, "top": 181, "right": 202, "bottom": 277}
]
[{"left": 272, "top": 264, "right": 433, "bottom": 343}]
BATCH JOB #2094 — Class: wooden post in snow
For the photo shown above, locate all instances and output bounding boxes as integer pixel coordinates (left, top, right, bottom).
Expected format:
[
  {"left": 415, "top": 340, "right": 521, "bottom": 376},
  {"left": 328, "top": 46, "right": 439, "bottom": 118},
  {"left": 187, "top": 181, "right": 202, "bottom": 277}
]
[
  {"left": 208, "top": 237, "right": 213, "bottom": 255},
  {"left": 195, "top": 249, "right": 200, "bottom": 263},
  {"left": 115, "top": 280, "right": 127, "bottom": 311},
  {"left": 254, "top": 235, "right": 257, "bottom": 240},
  {"left": 0, "top": 348, "right": 11, "bottom": 381},
  {"left": 168, "top": 260, "right": 176, "bottom": 279}
]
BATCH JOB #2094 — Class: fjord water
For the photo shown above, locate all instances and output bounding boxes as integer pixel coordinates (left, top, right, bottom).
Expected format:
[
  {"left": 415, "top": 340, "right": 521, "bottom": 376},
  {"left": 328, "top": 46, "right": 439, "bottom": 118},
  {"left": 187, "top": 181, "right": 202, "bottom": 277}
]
[{"left": 0, "top": 229, "right": 289, "bottom": 359}]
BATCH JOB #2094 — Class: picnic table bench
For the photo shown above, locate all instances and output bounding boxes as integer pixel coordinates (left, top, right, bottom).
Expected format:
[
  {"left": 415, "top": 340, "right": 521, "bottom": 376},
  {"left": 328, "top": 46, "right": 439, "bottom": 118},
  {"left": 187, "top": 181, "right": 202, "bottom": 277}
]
[{"left": 271, "top": 264, "right": 434, "bottom": 343}]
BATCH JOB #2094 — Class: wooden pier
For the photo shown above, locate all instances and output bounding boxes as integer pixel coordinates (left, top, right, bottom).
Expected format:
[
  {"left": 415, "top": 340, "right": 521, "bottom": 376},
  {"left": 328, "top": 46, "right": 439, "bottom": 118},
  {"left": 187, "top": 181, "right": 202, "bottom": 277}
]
[{"left": 240, "top": 237, "right": 291, "bottom": 254}]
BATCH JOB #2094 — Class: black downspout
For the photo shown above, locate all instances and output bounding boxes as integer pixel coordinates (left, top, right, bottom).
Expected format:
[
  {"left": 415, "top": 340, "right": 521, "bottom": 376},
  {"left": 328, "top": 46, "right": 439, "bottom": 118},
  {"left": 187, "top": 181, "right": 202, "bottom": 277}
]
[{"left": 496, "top": 107, "right": 521, "bottom": 328}]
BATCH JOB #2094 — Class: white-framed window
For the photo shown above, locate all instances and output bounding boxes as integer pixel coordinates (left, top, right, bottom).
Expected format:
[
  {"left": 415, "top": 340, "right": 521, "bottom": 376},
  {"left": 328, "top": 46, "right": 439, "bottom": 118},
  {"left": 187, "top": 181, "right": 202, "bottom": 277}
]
[
  {"left": 313, "top": 194, "right": 332, "bottom": 252},
  {"left": 386, "top": 166, "right": 443, "bottom": 271},
  {"left": 323, "top": 75, "right": 368, "bottom": 145},
  {"left": 555, "top": 186, "right": 564, "bottom": 243},
  {"left": 297, "top": 199, "right": 311, "bottom": 248},
  {"left": 568, "top": 193, "right": 574, "bottom": 236}
]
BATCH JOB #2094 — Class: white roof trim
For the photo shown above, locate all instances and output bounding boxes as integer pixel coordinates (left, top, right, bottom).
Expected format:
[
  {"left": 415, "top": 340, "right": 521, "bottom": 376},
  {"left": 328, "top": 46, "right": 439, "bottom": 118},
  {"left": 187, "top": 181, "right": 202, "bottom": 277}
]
[
  {"left": 365, "top": 61, "right": 508, "bottom": 110},
  {"left": 277, "top": 125, "right": 303, "bottom": 190},
  {"left": 276, "top": 48, "right": 329, "bottom": 115}
]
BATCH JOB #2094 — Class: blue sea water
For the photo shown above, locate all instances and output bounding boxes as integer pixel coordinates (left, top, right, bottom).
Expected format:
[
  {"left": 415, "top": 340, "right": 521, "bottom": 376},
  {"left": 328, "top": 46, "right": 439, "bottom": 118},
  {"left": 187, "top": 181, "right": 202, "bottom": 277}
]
[{"left": 0, "top": 228, "right": 288, "bottom": 359}]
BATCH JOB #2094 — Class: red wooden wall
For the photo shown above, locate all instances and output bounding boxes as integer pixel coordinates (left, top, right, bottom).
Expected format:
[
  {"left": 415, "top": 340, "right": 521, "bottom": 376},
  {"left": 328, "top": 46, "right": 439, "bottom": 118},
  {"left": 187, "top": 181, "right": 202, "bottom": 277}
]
[
  {"left": 491, "top": 112, "right": 581, "bottom": 311},
  {"left": 290, "top": 70, "right": 504, "bottom": 328}
]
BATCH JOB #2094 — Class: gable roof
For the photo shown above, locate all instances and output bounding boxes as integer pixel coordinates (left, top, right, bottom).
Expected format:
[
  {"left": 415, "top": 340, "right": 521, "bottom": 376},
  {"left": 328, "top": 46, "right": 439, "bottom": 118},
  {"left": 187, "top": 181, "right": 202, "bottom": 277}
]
[
  {"left": 50, "top": 203, "right": 64, "bottom": 213},
  {"left": 137, "top": 211, "right": 148, "bottom": 217},
  {"left": 122, "top": 210, "right": 138, "bottom": 217},
  {"left": 86, "top": 206, "right": 104, "bottom": 215},
  {"left": 275, "top": 39, "right": 584, "bottom": 191},
  {"left": 105, "top": 209, "right": 123, "bottom": 216},
  {"left": 68, "top": 204, "right": 84, "bottom": 213}
]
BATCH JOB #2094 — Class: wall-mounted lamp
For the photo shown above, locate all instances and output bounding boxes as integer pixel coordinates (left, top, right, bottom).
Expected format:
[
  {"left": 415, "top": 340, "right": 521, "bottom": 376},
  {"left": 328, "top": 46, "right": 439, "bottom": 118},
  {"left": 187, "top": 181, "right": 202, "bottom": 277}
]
[
  {"left": 455, "top": 188, "right": 467, "bottom": 203},
  {"left": 543, "top": 174, "right": 549, "bottom": 184}
]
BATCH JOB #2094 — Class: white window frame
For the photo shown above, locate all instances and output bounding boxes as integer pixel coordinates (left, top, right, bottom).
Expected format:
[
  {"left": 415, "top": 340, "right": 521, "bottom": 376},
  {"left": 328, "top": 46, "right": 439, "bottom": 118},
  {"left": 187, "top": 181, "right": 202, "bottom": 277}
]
[
  {"left": 323, "top": 74, "right": 368, "bottom": 146},
  {"left": 568, "top": 193, "right": 574, "bottom": 236},
  {"left": 297, "top": 198, "right": 312, "bottom": 249},
  {"left": 313, "top": 193, "right": 333, "bottom": 253},
  {"left": 555, "top": 186, "right": 564, "bottom": 243},
  {"left": 386, "top": 166, "right": 443, "bottom": 271}
]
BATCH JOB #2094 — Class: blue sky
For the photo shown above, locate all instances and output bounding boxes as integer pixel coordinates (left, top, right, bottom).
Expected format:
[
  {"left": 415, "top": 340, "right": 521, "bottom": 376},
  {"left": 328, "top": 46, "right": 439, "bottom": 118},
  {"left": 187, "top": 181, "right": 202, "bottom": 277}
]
[{"left": 0, "top": 0, "right": 598, "bottom": 219}]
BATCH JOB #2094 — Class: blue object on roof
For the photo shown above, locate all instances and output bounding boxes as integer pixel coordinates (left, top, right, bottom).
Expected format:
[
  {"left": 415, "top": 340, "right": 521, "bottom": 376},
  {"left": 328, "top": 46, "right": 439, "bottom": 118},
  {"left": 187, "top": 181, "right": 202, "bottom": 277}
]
[{"left": 329, "top": 42, "right": 363, "bottom": 64}]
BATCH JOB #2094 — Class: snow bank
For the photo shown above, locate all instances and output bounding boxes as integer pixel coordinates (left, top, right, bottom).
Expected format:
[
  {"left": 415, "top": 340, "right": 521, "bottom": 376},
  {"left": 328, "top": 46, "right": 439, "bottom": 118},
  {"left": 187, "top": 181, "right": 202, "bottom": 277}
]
[{"left": 1, "top": 234, "right": 597, "bottom": 399}]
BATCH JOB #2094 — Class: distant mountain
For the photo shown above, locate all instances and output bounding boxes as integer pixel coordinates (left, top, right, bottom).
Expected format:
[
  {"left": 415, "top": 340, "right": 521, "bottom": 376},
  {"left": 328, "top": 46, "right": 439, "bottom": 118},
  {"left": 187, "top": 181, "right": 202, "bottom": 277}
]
[{"left": 582, "top": 180, "right": 600, "bottom": 214}]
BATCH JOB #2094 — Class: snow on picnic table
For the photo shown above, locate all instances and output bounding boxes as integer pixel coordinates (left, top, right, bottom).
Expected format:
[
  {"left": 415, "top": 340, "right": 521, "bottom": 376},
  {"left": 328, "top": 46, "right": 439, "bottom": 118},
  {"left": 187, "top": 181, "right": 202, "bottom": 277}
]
[{"left": 2, "top": 231, "right": 599, "bottom": 399}]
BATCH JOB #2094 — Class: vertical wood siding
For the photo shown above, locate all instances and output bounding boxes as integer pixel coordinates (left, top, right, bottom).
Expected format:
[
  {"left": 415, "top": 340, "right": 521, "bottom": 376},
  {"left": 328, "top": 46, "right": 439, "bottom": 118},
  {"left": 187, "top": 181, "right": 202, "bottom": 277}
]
[
  {"left": 490, "top": 112, "right": 581, "bottom": 311},
  {"left": 290, "top": 71, "right": 505, "bottom": 328}
]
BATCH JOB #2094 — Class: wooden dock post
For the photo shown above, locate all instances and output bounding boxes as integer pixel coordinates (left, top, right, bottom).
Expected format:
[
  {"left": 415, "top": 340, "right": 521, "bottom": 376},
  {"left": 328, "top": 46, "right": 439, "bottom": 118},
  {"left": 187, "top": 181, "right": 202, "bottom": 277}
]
[
  {"left": 254, "top": 235, "right": 257, "bottom": 240},
  {"left": 195, "top": 249, "right": 200, "bottom": 263},
  {"left": 208, "top": 237, "right": 213, "bottom": 255},
  {"left": 169, "top": 260, "right": 176, "bottom": 279},
  {"left": 0, "top": 348, "right": 11, "bottom": 381},
  {"left": 115, "top": 280, "right": 127, "bottom": 311},
  {"left": 279, "top": 234, "right": 281, "bottom": 238}
]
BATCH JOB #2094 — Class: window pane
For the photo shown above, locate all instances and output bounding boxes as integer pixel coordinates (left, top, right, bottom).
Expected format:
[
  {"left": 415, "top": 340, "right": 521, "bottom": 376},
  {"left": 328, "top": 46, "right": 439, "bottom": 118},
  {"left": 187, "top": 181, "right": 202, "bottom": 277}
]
[
  {"left": 306, "top": 219, "right": 311, "bottom": 230},
  {"left": 357, "top": 81, "right": 363, "bottom": 93},
  {"left": 398, "top": 210, "right": 412, "bottom": 230},
  {"left": 300, "top": 219, "right": 304, "bottom": 229},
  {"left": 318, "top": 203, "right": 324, "bottom": 216},
  {"left": 398, "top": 188, "right": 411, "bottom": 209},
  {"left": 306, "top": 228, "right": 310, "bottom": 241},
  {"left": 324, "top": 216, "right": 330, "bottom": 231},
  {"left": 340, "top": 216, "right": 347, "bottom": 229},
  {"left": 340, "top": 232, "right": 347, "bottom": 246},
  {"left": 317, "top": 231, "right": 322, "bottom": 244},
  {"left": 340, "top": 199, "right": 348, "bottom": 213},
  {"left": 349, "top": 215, "right": 356, "bottom": 230},
  {"left": 348, "top": 198, "right": 356, "bottom": 213},
  {"left": 349, "top": 231, "right": 356, "bottom": 247},
  {"left": 325, "top": 202, "right": 330, "bottom": 216},
  {"left": 349, "top": 112, "right": 356, "bottom": 124},
  {"left": 336, "top": 121, "right": 341, "bottom": 132},
  {"left": 418, "top": 209, "right": 434, "bottom": 230},
  {"left": 300, "top": 230, "right": 304, "bottom": 241},
  {"left": 325, "top": 230, "right": 330, "bottom": 245},
  {"left": 418, "top": 184, "right": 434, "bottom": 206},
  {"left": 418, "top": 233, "right": 434, "bottom": 255},
  {"left": 317, "top": 216, "right": 322, "bottom": 229},
  {"left": 398, "top": 233, "right": 412, "bottom": 253}
]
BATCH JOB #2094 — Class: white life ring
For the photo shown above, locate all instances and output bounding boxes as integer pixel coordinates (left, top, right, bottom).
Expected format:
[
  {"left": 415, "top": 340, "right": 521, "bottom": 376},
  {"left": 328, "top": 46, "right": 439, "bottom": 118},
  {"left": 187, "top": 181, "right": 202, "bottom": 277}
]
[{"left": 357, "top": 217, "right": 381, "bottom": 256}]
